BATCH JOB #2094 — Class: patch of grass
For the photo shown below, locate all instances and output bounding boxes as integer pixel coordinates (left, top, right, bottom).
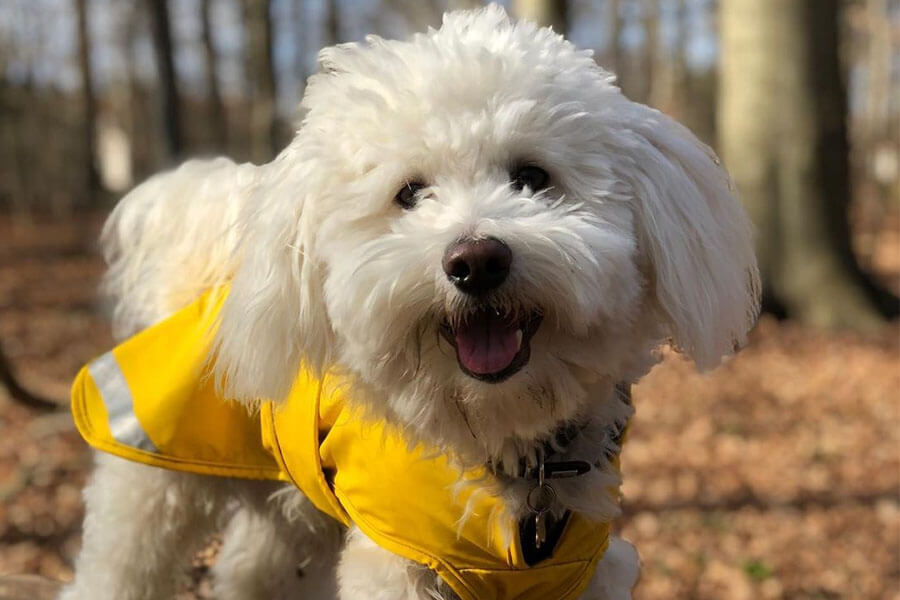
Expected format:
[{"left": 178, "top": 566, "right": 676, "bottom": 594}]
[
  {"left": 741, "top": 559, "right": 774, "bottom": 582},
  {"left": 654, "top": 559, "right": 675, "bottom": 577},
  {"left": 719, "top": 421, "right": 747, "bottom": 436},
  {"left": 701, "top": 511, "right": 730, "bottom": 532}
]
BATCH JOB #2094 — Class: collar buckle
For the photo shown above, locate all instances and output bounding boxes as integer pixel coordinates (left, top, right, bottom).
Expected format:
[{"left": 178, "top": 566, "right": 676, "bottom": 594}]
[{"left": 526, "top": 459, "right": 592, "bottom": 480}]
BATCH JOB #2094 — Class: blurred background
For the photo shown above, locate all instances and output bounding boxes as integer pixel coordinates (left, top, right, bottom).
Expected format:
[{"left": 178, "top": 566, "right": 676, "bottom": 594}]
[{"left": 0, "top": 0, "right": 897, "bottom": 598}]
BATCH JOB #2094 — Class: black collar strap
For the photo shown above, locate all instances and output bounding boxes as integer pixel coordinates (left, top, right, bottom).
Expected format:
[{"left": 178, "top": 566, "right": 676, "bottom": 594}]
[{"left": 520, "top": 381, "right": 632, "bottom": 480}]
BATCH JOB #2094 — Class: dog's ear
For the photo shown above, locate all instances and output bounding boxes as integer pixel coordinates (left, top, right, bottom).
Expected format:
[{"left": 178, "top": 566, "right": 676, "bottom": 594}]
[
  {"left": 213, "top": 152, "right": 334, "bottom": 404},
  {"left": 617, "top": 104, "right": 760, "bottom": 369}
]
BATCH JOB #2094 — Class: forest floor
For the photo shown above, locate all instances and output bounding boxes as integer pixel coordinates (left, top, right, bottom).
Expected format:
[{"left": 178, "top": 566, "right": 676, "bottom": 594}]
[{"left": 0, "top": 213, "right": 897, "bottom": 599}]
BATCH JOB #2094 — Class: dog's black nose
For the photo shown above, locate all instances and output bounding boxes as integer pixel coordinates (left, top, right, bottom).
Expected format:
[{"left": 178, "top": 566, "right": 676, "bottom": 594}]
[{"left": 442, "top": 237, "right": 512, "bottom": 295}]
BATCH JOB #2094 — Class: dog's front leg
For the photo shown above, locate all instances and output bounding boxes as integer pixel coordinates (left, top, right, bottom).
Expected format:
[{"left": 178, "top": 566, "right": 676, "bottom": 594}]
[
  {"left": 336, "top": 526, "right": 454, "bottom": 600},
  {"left": 213, "top": 485, "right": 343, "bottom": 600},
  {"left": 579, "top": 537, "right": 641, "bottom": 600},
  {"left": 60, "top": 453, "right": 231, "bottom": 600}
]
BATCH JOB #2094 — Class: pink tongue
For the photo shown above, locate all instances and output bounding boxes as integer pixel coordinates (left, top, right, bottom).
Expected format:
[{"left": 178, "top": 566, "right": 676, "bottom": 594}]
[{"left": 455, "top": 312, "right": 520, "bottom": 375}]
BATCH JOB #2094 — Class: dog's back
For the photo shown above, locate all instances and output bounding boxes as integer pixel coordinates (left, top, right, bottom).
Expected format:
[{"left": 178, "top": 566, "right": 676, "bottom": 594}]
[{"left": 100, "top": 157, "right": 260, "bottom": 340}]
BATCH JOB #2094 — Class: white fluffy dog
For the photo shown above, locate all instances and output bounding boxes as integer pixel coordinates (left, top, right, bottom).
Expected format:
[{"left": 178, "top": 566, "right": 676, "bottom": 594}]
[{"left": 62, "top": 5, "right": 759, "bottom": 600}]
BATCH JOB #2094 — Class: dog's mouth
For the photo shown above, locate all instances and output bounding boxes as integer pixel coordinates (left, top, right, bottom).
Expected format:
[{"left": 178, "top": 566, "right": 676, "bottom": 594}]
[{"left": 440, "top": 308, "right": 543, "bottom": 383}]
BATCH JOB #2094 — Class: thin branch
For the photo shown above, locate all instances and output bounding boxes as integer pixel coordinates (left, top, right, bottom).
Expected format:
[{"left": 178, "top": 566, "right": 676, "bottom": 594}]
[{"left": 0, "top": 341, "right": 63, "bottom": 411}]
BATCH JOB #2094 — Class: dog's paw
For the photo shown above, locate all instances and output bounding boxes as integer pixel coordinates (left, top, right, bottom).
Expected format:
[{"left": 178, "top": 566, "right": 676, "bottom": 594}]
[{"left": 584, "top": 537, "right": 641, "bottom": 600}]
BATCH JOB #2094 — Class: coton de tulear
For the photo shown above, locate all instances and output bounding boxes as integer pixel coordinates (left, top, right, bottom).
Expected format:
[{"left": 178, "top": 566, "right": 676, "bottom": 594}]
[{"left": 62, "top": 5, "right": 759, "bottom": 600}]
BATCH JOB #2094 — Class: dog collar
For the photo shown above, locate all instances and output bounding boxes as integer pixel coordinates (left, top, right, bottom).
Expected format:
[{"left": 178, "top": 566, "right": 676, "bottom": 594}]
[
  {"left": 485, "top": 382, "right": 631, "bottom": 563},
  {"left": 490, "top": 381, "right": 632, "bottom": 481}
]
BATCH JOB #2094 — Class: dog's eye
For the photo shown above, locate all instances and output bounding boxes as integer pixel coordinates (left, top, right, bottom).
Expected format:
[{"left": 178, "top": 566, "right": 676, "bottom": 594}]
[
  {"left": 511, "top": 165, "right": 550, "bottom": 192},
  {"left": 394, "top": 181, "right": 426, "bottom": 209}
]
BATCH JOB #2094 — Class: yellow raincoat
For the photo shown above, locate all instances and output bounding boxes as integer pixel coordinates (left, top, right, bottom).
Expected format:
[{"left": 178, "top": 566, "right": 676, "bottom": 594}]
[{"left": 71, "top": 289, "right": 613, "bottom": 600}]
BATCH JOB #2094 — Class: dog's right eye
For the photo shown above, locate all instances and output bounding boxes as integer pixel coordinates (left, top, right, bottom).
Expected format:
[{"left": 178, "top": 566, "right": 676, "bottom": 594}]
[
  {"left": 511, "top": 165, "right": 550, "bottom": 192},
  {"left": 394, "top": 181, "right": 426, "bottom": 209}
]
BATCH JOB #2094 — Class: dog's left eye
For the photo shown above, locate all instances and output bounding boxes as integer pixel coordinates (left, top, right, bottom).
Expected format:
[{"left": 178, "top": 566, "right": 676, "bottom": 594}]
[
  {"left": 511, "top": 165, "right": 550, "bottom": 192},
  {"left": 394, "top": 181, "right": 426, "bottom": 209}
]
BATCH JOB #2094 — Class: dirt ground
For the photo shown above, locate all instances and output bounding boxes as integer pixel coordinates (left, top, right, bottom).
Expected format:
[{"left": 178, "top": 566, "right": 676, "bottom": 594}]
[{"left": 0, "top": 214, "right": 897, "bottom": 599}]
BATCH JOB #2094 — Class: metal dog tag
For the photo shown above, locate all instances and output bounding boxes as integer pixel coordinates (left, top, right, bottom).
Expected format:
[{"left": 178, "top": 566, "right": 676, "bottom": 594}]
[
  {"left": 535, "top": 511, "right": 548, "bottom": 548},
  {"left": 526, "top": 461, "right": 556, "bottom": 549}
]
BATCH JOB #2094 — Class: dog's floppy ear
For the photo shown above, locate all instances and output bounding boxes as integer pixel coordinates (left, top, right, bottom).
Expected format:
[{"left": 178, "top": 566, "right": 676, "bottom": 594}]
[
  {"left": 617, "top": 104, "right": 760, "bottom": 369},
  {"left": 213, "top": 150, "right": 334, "bottom": 404}
]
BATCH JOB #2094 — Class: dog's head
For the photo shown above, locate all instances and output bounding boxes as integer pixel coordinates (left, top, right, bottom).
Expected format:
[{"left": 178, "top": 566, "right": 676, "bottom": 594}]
[{"left": 215, "top": 5, "right": 759, "bottom": 456}]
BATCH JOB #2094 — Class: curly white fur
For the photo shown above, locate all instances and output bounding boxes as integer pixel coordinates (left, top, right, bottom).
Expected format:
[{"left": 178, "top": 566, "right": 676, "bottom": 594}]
[{"left": 63, "top": 5, "right": 759, "bottom": 600}]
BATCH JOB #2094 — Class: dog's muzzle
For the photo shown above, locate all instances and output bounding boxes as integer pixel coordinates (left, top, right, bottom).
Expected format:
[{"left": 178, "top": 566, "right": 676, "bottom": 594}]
[{"left": 440, "top": 236, "right": 543, "bottom": 382}]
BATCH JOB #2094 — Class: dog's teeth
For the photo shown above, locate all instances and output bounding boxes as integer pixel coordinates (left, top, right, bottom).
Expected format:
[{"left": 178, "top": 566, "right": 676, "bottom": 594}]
[{"left": 515, "top": 329, "right": 523, "bottom": 350}]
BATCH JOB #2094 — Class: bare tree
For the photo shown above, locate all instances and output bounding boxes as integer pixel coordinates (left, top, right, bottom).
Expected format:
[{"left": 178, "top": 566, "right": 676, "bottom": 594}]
[
  {"left": 244, "top": 0, "right": 280, "bottom": 163},
  {"left": 640, "top": 0, "right": 659, "bottom": 105},
  {"left": 325, "top": 0, "right": 341, "bottom": 44},
  {"left": 148, "top": 0, "right": 183, "bottom": 161},
  {"left": 379, "top": 0, "right": 443, "bottom": 35},
  {"left": 512, "top": 0, "right": 568, "bottom": 33},
  {"left": 719, "top": 0, "right": 898, "bottom": 330},
  {"left": 75, "top": 0, "right": 100, "bottom": 204},
  {"left": 0, "top": 47, "right": 29, "bottom": 218},
  {"left": 4, "top": 6, "right": 41, "bottom": 218},
  {"left": 605, "top": 0, "right": 623, "bottom": 79},
  {"left": 447, "top": 0, "right": 483, "bottom": 8},
  {"left": 122, "top": 2, "right": 154, "bottom": 179},
  {"left": 201, "top": 0, "right": 227, "bottom": 149},
  {"left": 292, "top": 0, "right": 308, "bottom": 93},
  {"left": 670, "top": 0, "right": 689, "bottom": 114}
]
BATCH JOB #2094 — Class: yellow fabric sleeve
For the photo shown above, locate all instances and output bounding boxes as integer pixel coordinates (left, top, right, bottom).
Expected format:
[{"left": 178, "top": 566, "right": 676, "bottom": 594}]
[{"left": 71, "top": 289, "right": 285, "bottom": 481}]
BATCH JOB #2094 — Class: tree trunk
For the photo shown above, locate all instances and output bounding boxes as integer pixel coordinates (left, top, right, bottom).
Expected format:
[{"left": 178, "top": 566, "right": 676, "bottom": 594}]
[
  {"left": 148, "top": 0, "right": 183, "bottom": 161},
  {"left": 719, "top": 0, "right": 897, "bottom": 331},
  {"left": 74, "top": 0, "right": 101, "bottom": 205},
  {"left": 124, "top": 2, "right": 152, "bottom": 179},
  {"left": 244, "top": 0, "right": 280, "bottom": 163},
  {"left": 640, "top": 0, "right": 660, "bottom": 105},
  {"left": 1, "top": 77, "right": 30, "bottom": 219},
  {"left": 8, "top": 43, "right": 37, "bottom": 219},
  {"left": 325, "top": 0, "right": 341, "bottom": 45},
  {"left": 650, "top": 0, "right": 687, "bottom": 116},
  {"left": 448, "top": 0, "right": 483, "bottom": 8},
  {"left": 292, "top": 0, "right": 308, "bottom": 94},
  {"left": 605, "top": 0, "right": 622, "bottom": 81},
  {"left": 512, "top": 0, "right": 568, "bottom": 34},
  {"left": 201, "top": 0, "right": 227, "bottom": 149},
  {"left": 671, "top": 0, "right": 689, "bottom": 115}
]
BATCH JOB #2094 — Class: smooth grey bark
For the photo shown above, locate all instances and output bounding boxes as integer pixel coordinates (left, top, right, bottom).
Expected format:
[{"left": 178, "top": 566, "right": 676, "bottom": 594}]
[{"left": 719, "top": 0, "right": 897, "bottom": 330}]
